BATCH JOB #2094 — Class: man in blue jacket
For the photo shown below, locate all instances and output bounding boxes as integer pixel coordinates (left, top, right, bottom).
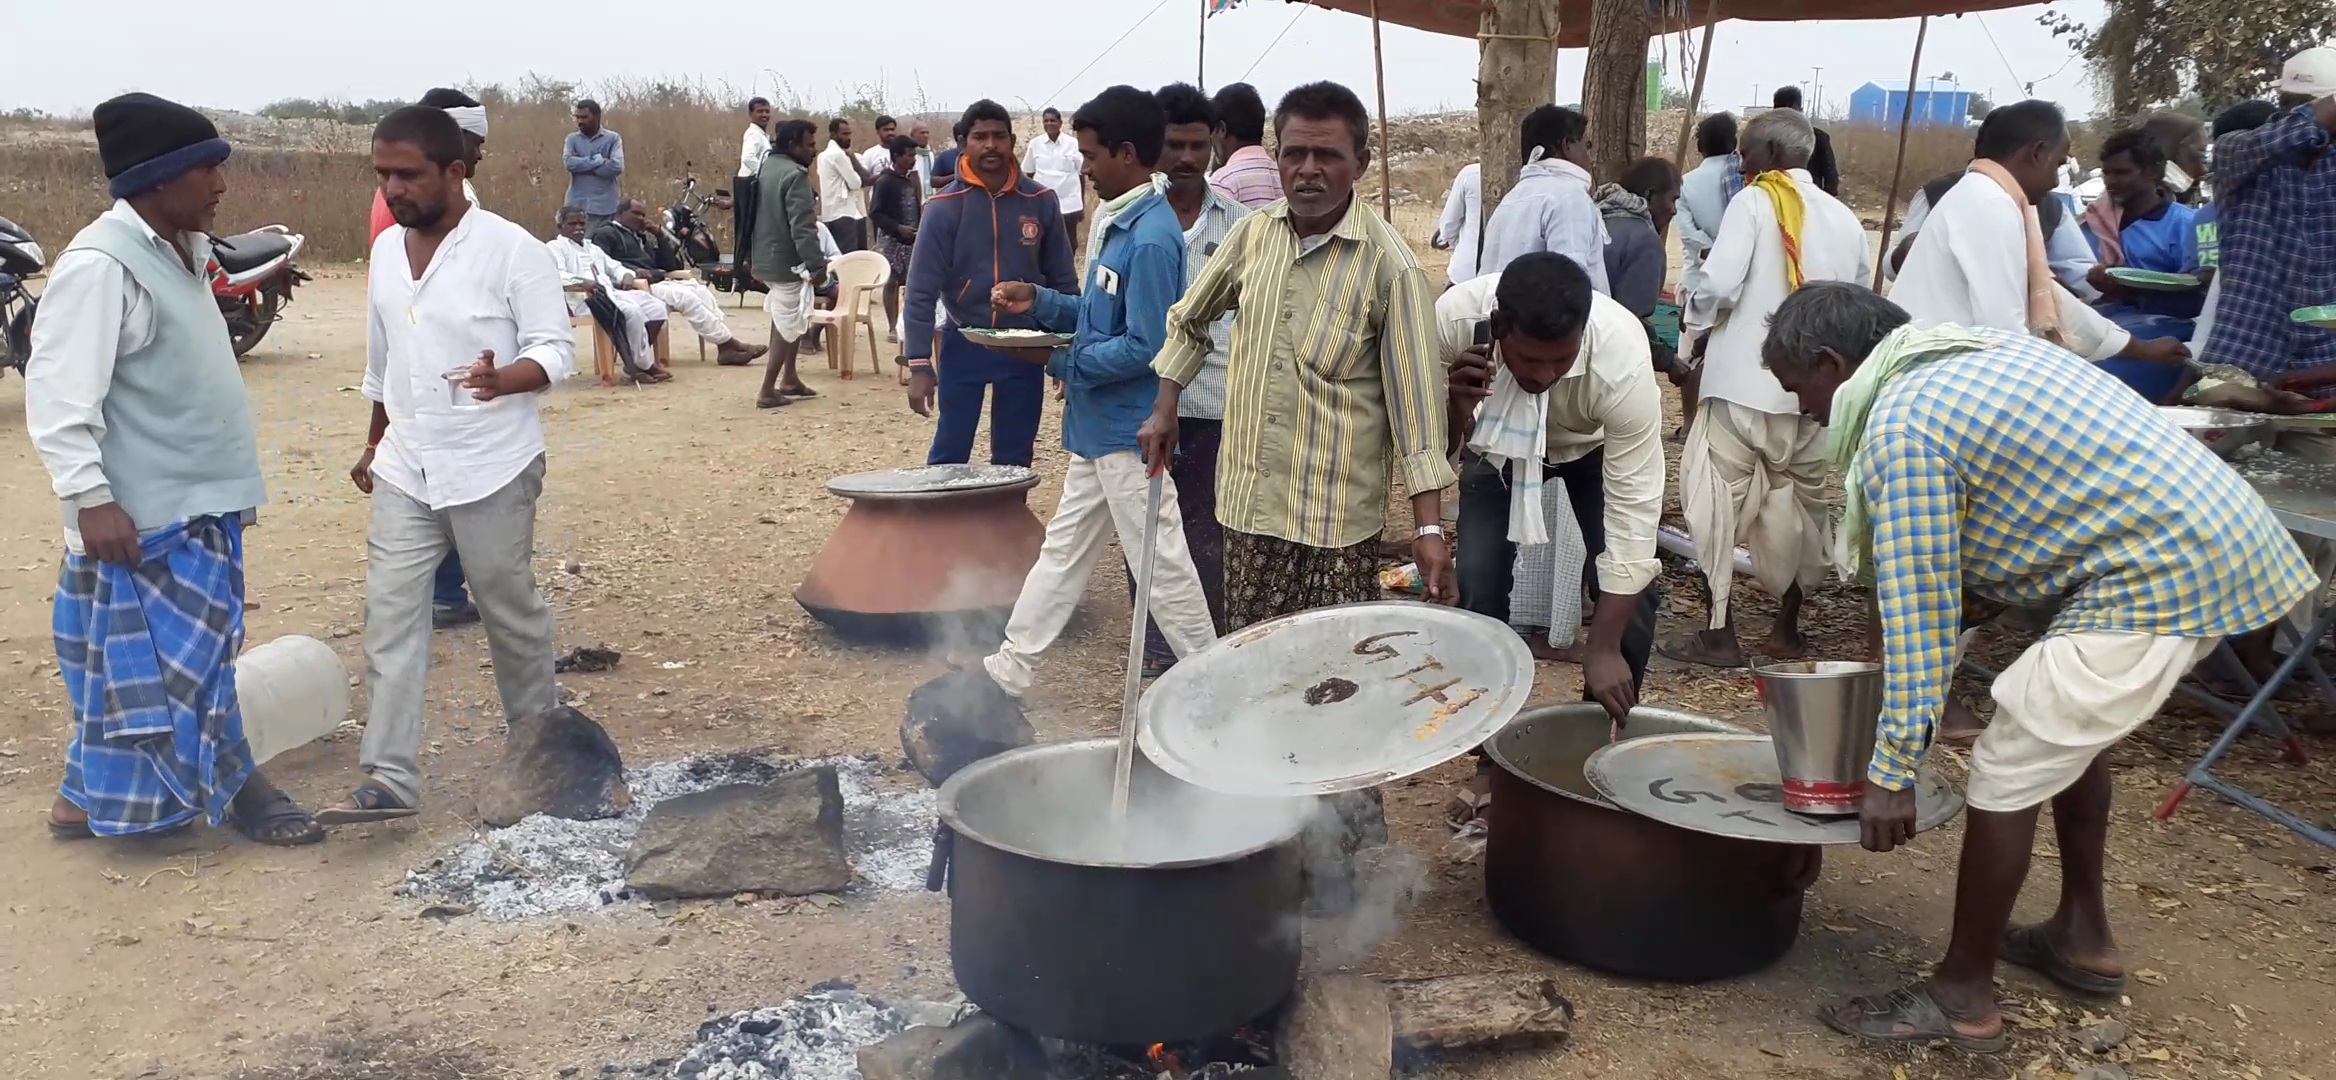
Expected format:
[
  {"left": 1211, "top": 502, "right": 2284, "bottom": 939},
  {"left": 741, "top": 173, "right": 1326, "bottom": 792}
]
[
  {"left": 969, "top": 86, "right": 1218, "bottom": 698},
  {"left": 901, "top": 100, "right": 1078, "bottom": 466}
]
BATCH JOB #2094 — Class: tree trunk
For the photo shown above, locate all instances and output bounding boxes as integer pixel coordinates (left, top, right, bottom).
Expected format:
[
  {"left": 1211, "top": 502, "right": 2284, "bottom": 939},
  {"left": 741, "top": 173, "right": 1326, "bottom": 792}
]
[
  {"left": 1581, "top": 0, "right": 1652, "bottom": 184},
  {"left": 1477, "top": 0, "right": 1561, "bottom": 216}
]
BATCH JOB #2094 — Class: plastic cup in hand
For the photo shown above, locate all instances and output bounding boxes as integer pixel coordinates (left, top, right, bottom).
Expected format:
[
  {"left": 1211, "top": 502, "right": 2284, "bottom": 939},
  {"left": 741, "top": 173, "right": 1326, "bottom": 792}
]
[{"left": 444, "top": 368, "right": 485, "bottom": 409}]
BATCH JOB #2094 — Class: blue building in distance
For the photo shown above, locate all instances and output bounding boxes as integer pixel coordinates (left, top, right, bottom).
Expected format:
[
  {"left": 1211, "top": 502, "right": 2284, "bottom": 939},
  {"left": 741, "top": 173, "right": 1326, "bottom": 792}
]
[{"left": 1848, "top": 80, "right": 1976, "bottom": 127}]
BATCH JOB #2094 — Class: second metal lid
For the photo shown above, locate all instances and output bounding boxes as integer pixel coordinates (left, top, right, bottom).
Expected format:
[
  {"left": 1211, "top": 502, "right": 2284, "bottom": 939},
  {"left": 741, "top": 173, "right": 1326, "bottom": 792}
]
[{"left": 1583, "top": 732, "right": 1964, "bottom": 846}]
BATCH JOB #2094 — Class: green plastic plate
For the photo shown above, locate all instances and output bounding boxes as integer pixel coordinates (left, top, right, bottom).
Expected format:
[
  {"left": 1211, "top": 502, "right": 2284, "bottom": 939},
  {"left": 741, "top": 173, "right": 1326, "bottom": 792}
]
[
  {"left": 2106, "top": 267, "right": 2202, "bottom": 291},
  {"left": 2294, "top": 306, "right": 2336, "bottom": 331}
]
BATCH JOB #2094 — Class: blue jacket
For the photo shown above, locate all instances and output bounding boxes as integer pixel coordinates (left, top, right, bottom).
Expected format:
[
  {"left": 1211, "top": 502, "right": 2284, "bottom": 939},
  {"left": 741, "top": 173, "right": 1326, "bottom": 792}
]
[
  {"left": 1029, "top": 191, "right": 1185, "bottom": 459},
  {"left": 902, "top": 163, "right": 1077, "bottom": 363}
]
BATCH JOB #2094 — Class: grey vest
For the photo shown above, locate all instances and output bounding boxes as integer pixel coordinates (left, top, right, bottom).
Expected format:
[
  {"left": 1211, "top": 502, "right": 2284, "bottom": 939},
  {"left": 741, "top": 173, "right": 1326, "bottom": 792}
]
[{"left": 59, "top": 213, "right": 265, "bottom": 533}]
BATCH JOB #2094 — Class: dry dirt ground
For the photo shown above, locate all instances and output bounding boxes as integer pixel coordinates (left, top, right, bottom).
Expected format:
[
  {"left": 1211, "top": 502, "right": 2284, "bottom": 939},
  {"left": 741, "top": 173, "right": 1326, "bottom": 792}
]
[{"left": 2, "top": 267, "right": 2334, "bottom": 1080}]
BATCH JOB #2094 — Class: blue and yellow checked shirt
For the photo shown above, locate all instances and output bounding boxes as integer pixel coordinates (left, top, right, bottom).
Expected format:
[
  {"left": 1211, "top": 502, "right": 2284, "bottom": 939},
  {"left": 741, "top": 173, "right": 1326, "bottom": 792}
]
[{"left": 1859, "top": 330, "right": 2315, "bottom": 789}]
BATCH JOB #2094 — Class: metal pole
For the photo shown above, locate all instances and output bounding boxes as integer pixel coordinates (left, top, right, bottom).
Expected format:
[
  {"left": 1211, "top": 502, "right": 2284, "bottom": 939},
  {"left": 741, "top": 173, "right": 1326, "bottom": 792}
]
[
  {"left": 1871, "top": 15, "right": 1931, "bottom": 291},
  {"left": 1670, "top": 0, "right": 1721, "bottom": 170},
  {"left": 1371, "top": 0, "right": 1394, "bottom": 222}
]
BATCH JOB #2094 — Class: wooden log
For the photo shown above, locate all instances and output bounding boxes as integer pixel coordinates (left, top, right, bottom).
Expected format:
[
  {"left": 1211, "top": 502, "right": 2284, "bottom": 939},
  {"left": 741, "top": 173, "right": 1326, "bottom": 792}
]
[
  {"left": 1871, "top": 15, "right": 1931, "bottom": 291},
  {"left": 1475, "top": 0, "right": 1562, "bottom": 216},
  {"left": 1276, "top": 973, "right": 1395, "bottom": 1080},
  {"left": 1581, "top": 0, "right": 1654, "bottom": 183},
  {"left": 1670, "top": 2, "right": 1721, "bottom": 171},
  {"left": 1385, "top": 973, "right": 1575, "bottom": 1054}
]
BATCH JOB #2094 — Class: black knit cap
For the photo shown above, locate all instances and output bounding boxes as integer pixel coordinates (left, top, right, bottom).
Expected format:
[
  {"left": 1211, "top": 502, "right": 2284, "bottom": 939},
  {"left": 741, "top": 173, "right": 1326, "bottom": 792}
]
[{"left": 93, "top": 92, "right": 232, "bottom": 199}]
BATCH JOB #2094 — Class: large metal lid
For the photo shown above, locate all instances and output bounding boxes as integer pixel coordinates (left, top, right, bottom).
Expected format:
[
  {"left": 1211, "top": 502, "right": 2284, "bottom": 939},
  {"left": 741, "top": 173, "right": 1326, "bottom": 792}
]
[
  {"left": 825, "top": 464, "right": 1040, "bottom": 501},
  {"left": 1583, "top": 732, "right": 1964, "bottom": 846},
  {"left": 1137, "top": 601, "right": 1536, "bottom": 797}
]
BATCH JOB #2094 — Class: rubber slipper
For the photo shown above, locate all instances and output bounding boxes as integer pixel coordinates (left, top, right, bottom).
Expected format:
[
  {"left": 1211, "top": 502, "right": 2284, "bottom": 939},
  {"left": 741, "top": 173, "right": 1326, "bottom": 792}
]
[
  {"left": 780, "top": 385, "right": 819, "bottom": 399},
  {"left": 2000, "top": 924, "right": 2128, "bottom": 995},
  {"left": 1819, "top": 985, "right": 2008, "bottom": 1053},
  {"left": 233, "top": 789, "right": 325, "bottom": 846},
  {"left": 1656, "top": 635, "right": 1746, "bottom": 669},
  {"left": 313, "top": 781, "right": 418, "bottom": 827}
]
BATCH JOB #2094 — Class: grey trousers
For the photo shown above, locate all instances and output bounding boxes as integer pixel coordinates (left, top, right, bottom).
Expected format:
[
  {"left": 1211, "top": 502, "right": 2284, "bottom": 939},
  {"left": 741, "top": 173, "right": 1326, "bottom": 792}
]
[{"left": 360, "top": 456, "right": 558, "bottom": 805}]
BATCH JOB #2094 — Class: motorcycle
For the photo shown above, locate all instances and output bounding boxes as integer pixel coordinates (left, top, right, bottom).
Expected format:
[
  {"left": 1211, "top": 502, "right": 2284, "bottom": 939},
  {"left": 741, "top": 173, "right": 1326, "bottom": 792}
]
[
  {"left": 0, "top": 215, "right": 42, "bottom": 377},
  {"left": 210, "top": 224, "right": 310, "bottom": 358},
  {"left": 664, "top": 164, "right": 741, "bottom": 292}
]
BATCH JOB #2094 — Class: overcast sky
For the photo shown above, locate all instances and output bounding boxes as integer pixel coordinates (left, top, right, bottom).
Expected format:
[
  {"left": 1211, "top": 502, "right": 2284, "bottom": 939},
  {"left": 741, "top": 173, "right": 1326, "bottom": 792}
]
[{"left": 6, "top": 1, "right": 2101, "bottom": 121}]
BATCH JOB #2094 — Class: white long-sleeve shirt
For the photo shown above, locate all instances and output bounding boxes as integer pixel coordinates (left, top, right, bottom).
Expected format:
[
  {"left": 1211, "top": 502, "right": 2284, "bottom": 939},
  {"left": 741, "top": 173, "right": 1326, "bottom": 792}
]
[
  {"left": 1688, "top": 169, "right": 1874, "bottom": 416},
  {"left": 1024, "top": 132, "right": 1085, "bottom": 215},
  {"left": 739, "top": 124, "right": 770, "bottom": 179},
  {"left": 1889, "top": 173, "right": 2127, "bottom": 363},
  {"left": 366, "top": 207, "right": 574, "bottom": 510},
  {"left": 1437, "top": 274, "right": 1666, "bottom": 596},
  {"left": 1676, "top": 155, "right": 1737, "bottom": 303},
  {"left": 1434, "top": 162, "right": 1483, "bottom": 286},
  {"left": 816, "top": 141, "right": 865, "bottom": 222},
  {"left": 1890, "top": 184, "right": 2101, "bottom": 302},
  {"left": 26, "top": 200, "right": 215, "bottom": 517},
  {"left": 544, "top": 233, "right": 638, "bottom": 316},
  {"left": 1475, "top": 160, "right": 1611, "bottom": 293}
]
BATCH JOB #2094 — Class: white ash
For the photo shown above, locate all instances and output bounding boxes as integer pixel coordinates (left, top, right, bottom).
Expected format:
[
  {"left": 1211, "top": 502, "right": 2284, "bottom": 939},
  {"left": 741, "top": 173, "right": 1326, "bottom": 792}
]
[
  {"left": 659, "top": 986, "right": 908, "bottom": 1080},
  {"left": 401, "top": 752, "right": 935, "bottom": 919}
]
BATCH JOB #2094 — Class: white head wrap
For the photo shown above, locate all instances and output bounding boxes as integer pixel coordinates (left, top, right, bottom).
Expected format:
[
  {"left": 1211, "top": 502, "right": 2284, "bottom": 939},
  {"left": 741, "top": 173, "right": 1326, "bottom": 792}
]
[{"left": 442, "top": 105, "right": 489, "bottom": 140}]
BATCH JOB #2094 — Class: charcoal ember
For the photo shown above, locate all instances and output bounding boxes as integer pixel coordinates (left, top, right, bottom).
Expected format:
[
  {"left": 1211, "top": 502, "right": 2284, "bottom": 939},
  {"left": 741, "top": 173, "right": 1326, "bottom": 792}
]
[
  {"left": 857, "top": 1014, "right": 1049, "bottom": 1080},
  {"left": 668, "top": 988, "right": 908, "bottom": 1079},
  {"left": 625, "top": 767, "right": 852, "bottom": 899},
  {"left": 476, "top": 706, "right": 631, "bottom": 827},
  {"left": 901, "top": 670, "right": 1034, "bottom": 786}
]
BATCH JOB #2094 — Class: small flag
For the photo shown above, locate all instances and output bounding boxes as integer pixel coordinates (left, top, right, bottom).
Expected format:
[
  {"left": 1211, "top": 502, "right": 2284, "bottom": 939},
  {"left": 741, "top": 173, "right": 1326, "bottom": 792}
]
[{"left": 1207, "top": 0, "right": 1247, "bottom": 15}]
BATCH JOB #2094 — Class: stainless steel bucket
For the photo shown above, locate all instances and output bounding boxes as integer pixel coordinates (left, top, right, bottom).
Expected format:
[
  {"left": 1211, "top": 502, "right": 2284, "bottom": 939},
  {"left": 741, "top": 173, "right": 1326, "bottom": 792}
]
[{"left": 1752, "top": 661, "right": 1883, "bottom": 816}]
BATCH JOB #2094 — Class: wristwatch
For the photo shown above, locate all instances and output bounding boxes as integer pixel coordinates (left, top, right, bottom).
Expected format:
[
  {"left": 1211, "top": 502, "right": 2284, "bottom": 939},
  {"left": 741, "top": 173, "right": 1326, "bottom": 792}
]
[{"left": 1416, "top": 524, "right": 1446, "bottom": 539}]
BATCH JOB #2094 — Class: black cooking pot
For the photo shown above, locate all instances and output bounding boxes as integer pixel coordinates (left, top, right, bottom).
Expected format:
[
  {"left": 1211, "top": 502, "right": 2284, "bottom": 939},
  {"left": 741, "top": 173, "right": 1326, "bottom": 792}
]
[
  {"left": 933, "top": 740, "right": 1316, "bottom": 1045},
  {"left": 1483, "top": 705, "right": 1823, "bottom": 982}
]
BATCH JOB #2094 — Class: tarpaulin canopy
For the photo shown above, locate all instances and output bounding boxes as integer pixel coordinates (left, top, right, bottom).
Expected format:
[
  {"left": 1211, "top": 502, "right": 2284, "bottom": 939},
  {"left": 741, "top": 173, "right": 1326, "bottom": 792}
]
[{"left": 1288, "top": 0, "right": 2042, "bottom": 48}]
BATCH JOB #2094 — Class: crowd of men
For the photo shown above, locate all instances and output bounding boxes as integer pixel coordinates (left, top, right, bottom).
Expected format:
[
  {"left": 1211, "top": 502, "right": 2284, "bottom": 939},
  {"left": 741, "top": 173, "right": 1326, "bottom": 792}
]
[{"left": 14, "top": 45, "right": 2336, "bottom": 1059}]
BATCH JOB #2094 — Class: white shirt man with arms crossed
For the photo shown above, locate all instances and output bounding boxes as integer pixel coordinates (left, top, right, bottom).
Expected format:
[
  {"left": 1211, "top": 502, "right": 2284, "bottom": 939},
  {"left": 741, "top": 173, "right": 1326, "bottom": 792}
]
[{"left": 322, "top": 106, "right": 576, "bottom": 825}]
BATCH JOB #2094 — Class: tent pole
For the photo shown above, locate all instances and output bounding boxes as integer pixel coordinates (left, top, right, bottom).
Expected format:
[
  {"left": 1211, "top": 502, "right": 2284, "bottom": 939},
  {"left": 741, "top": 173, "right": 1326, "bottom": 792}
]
[
  {"left": 1871, "top": 15, "right": 1930, "bottom": 291},
  {"left": 1671, "top": 0, "right": 1720, "bottom": 171},
  {"left": 1372, "top": 0, "right": 1394, "bottom": 222}
]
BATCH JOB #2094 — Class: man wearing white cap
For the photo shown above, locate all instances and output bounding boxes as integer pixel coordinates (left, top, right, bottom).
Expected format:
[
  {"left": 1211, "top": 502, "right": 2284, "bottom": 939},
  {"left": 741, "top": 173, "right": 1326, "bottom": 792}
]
[{"left": 2198, "top": 46, "right": 2336, "bottom": 395}]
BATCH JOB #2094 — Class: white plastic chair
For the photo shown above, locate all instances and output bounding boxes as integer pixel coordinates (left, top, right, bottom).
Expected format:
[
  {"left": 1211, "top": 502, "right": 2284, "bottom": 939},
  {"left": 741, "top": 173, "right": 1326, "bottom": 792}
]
[{"left": 810, "top": 250, "right": 891, "bottom": 379}]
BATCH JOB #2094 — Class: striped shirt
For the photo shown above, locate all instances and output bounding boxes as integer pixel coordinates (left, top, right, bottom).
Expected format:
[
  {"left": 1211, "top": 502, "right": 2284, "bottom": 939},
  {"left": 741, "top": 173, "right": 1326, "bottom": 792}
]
[
  {"left": 1158, "top": 195, "right": 1455, "bottom": 549},
  {"left": 1209, "top": 145, "right": 1284, "bottom": 209},
  {"left": 1859, "top": 329, "right": 2315, "bottom": 789}
]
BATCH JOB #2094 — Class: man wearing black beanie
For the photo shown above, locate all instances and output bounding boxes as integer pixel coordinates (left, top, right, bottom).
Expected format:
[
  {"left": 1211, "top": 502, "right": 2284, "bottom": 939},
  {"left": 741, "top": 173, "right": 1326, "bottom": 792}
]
[{"left": 22, "top": 91, "right": 325, "bottom": 846}]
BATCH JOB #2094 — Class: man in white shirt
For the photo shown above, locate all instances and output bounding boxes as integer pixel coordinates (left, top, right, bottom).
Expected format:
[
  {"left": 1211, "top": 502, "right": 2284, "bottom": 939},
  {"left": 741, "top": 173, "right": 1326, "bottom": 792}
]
[
  {"left": 324, "top": 106, "right": 576, "bottom": 824},
  {"left": 734, "top": 96, "right": 772, "bottom": 281},
  {"left": 1669, "top": 108, "right": 1871, "bottom": 667},
  {"left": 1887, "top": 167, "right": 2100, "bottom": 302},
  {"left": 1025, "top": 106, "right": 1087, "bottom": 251},
  {"left": 1432, "top": 161, "right": 1482, "bottom": 287},
  {"left": 1891, "top": 100, "right": 2188, "bottom": 373},
  {"left": 858, "top": 114, "right": 900, "bottom": 177},
  {"left": 1475, "top": 106, "right": 1608, "bottom": 291},
  {"left": 546, "top": 205, "right": 668, "bottom": 382},
  {"left": 908, "top": 120, "right": 937, "bottom": 197},
  {"left": 816, "top": 117, "right": 870, "bottom": 254},
  {"left": 1444, "top": 253, "right": 1664, "bottom": 717}
]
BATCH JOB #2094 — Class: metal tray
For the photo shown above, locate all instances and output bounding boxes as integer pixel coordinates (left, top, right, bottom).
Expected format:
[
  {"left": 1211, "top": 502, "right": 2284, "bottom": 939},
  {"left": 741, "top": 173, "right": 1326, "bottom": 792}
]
[
  {"left": 1137, "top": 601, "right": 1535, "bottom": 797},
  {"left": 1583, "top": 732, "right": 1964, "bottom": 846},
  {"left": 825, "top": 464, "right": 1039, "bottom": 501},
  {"left": 959, "top": 327, "right": 1073, "bottom": 349}
]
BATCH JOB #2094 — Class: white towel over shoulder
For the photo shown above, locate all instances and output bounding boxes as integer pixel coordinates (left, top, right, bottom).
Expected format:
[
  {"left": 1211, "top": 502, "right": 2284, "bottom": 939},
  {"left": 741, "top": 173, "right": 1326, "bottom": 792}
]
[{"left": 1465, "top": 362, "right": 1551, "bottom": 545}]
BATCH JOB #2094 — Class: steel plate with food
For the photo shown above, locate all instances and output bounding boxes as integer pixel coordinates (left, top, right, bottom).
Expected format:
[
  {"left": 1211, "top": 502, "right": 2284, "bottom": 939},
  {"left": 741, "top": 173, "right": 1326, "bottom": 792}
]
[{"left": 958, "top": 327, "right": 1073, "bottom": 349}]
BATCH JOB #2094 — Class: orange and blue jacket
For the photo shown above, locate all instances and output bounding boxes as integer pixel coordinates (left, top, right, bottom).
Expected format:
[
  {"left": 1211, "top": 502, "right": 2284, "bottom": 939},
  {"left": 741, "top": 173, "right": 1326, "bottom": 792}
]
[{"left": 901, "top": 159, "right": 1079, "bottom": 365}]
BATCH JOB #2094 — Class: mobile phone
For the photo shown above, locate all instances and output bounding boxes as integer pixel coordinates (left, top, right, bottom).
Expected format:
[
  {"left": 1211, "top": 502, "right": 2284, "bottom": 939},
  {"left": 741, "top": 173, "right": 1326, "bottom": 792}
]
[{"left": 1472, "top": 321, "right": 1493, "bottom": 347}]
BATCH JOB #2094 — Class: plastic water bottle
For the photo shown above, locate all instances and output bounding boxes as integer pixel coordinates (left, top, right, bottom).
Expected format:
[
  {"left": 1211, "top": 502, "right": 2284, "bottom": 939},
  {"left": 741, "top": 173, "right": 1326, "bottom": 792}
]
[{"left": 237, "top": 635, "right": 350, "bottom": 765}]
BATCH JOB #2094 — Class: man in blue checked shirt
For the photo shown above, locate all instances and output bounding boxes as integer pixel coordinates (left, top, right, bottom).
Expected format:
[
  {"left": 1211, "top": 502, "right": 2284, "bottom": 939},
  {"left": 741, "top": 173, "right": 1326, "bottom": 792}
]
[
  {"left": 964, "top": 86, "right": 1217, "bottom": 702},
  {"left": 1763, "top": 283, "right": 2314, "bottom": 1053}
]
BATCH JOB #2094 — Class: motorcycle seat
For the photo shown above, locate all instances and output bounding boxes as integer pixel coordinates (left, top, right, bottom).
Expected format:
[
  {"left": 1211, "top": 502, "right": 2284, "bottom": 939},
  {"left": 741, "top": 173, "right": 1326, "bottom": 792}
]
[{"left": 214, "top": 231, "right": 293, "bottom": 273}]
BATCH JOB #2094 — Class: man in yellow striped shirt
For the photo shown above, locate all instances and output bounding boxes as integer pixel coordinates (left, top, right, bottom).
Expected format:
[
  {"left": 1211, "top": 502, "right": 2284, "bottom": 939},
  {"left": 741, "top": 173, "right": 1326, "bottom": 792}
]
[{"left": 1144, "top": 81, "right": 1455, "bottom": 630}]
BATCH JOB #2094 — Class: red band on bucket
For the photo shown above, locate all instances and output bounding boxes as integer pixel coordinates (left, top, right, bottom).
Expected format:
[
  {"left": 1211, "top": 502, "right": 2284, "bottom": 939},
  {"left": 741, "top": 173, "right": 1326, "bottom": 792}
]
[{"left": 1783, "top": 777, "right": 1864, "bottom": 813}]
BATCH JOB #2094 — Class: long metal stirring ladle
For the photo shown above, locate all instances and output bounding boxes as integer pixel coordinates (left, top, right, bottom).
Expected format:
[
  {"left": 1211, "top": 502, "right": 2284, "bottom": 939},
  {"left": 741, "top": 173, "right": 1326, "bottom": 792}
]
[{"left": 1110, "top": 469, "right": 1166, "bottom": 838}]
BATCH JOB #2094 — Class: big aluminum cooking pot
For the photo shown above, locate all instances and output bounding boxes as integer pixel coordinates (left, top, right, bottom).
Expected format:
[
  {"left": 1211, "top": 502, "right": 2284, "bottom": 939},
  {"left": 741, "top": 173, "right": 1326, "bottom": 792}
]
[
  {"left": 934, "top": 740, "right": 1318, "bottom": 1045},
  {"left": 1483, "top": 705, "right": 1823, "bottom": 981}
]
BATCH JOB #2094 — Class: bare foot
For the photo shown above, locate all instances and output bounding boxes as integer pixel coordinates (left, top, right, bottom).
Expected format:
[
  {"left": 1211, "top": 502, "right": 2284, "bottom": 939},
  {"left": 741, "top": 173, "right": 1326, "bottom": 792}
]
[
  {"left": 756, "top": 392, "right": 795, "bottom": 409},
  {"left": 779, "top": 383, "right": 818, "bottom": 398},
  {"left": 1763, "top": 624, "right": 1809, "bottom": 659},
  {"left": 1658, "top": 630, "right": 1746, "bottom": 668}
]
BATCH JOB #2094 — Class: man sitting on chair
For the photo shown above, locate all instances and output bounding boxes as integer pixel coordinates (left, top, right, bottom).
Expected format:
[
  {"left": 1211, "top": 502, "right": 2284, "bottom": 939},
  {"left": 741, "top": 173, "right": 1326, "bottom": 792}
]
[
  {"left": 546, "top": 204, "right": 668, "bottom": 383},
  {"left": 593, "top": 198, "right": 765, "bottom": 366}
]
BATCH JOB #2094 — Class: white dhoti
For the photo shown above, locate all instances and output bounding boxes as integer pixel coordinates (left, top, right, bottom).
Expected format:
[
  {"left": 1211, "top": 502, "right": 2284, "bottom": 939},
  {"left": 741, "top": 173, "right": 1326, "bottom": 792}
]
[
  {"left": 1967, "top": 632, "right": 2216, "bottom": 812},
  {"left": 1679, "top": 398, "right": 1831, "bottom": 628},
  {"left": 765, "top": 280, "right": 814, "bottom": 344},
  {"left": 649, "top": 279, "right": 734, "bottom": 344},
  {"left": 980, "top": 450, "right": 1217, "bottom": 696},
  {"left": 609, "top": 289, "right": 667, "bottom": 373}
]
